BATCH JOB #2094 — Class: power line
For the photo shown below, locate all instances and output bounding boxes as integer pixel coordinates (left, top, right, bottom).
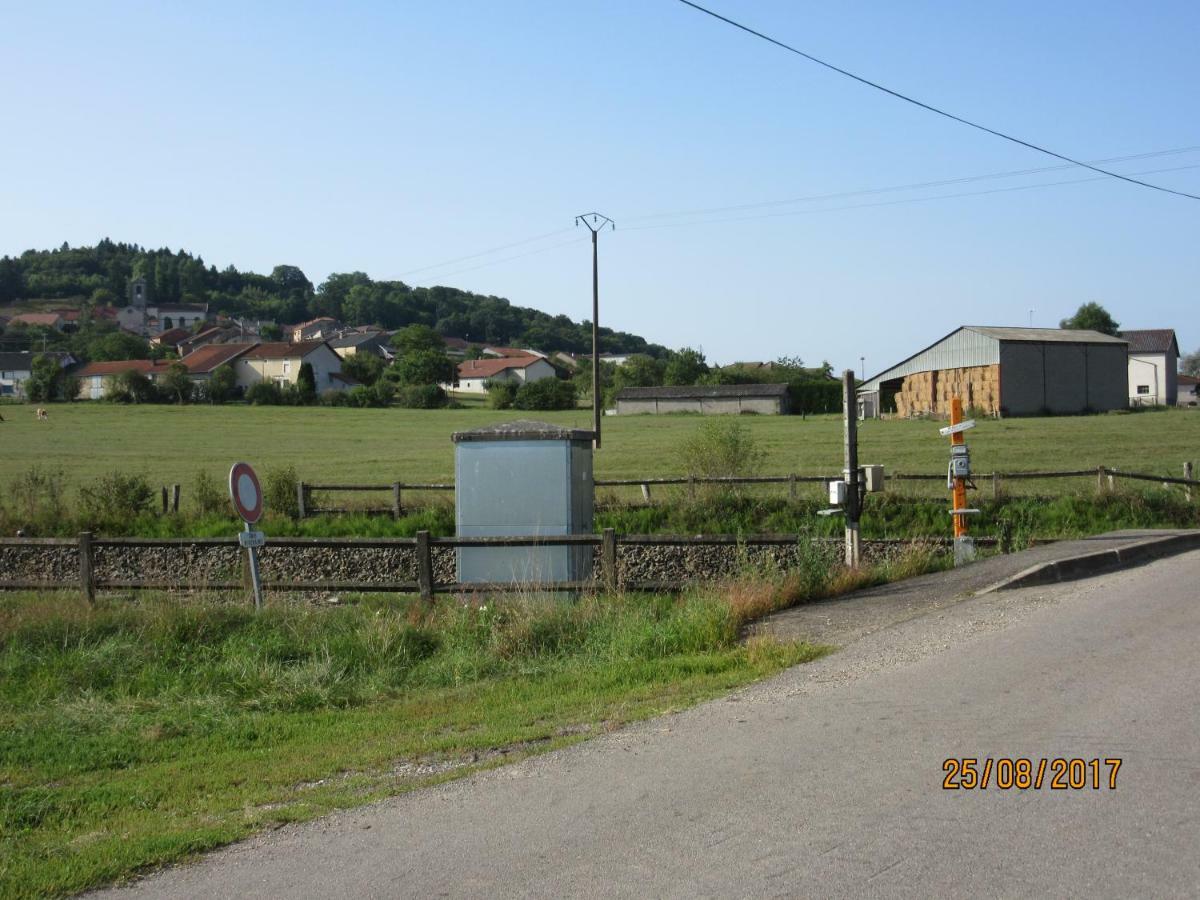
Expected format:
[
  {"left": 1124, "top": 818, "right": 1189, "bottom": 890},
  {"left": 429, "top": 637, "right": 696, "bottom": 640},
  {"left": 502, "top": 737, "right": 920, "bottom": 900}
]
[
  {"left": 408, "top": 235, "right": 588, "bottom": 285},
  {"left": 620, "top": 162, "right": 1200, "bottom": 232},
  {"left": 621, "top": 146, "right": 1200, "bottom": 224},
  {"left": 395, "top": 226, "right": 575, "bottom": 277},
  {"left": 675, "top": 0, "right": 1200, "bottom": 202}
]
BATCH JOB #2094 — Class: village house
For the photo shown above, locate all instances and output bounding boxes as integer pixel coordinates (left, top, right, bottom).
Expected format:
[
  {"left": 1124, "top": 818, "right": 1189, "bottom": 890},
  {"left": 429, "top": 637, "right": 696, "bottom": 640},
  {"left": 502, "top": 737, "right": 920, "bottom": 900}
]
[
  {"left": 1119, "top": 329, "right": 1179, "bottom": 406},
  {"left": 232, "top": 341, "right": 348, "bottom": 392},
  {"left": 74, "top": 359, "right": 175, "bottom": 399},
  {"left": 289, "top": 317, "right": 344, "bottom": 342},
  {"left": 0, "top": 351, "right": 76, "bottom": 398},
  {"left": 7, "top": 312, "right": 65, "bottom": 331},
  {"left": 328, "top": 330, "right": 393, "bottom": 360},
  {"left": 450, "top": 355, "right": 558, "bottom": 394}
]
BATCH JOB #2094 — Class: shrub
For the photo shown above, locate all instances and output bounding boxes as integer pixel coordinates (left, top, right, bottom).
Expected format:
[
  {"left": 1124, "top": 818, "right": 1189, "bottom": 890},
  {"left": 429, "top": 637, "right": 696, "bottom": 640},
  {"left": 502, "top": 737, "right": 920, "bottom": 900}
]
[
  {"left": 321, "top": 388, "right": 349, "bottom": 407},
  {"left": 193, "top": 470, "right": 228, "bottom": 517},
  {"left": 372, "top": 379, "right": 397, "bottom": 407},
  {"left": 396, "top": 384, "right": 447, "bottom": 409},
  {"left": 677, "top": 419, "right": 766, "bottom": 487},
  {"left": 105, "top": 370, "right": 158, "bottom": 404},
  {"left": 486, "top": 380, "right": 518, "bottom": 409},
  {"left": 4, "top": 466, "right": 66, "bottom": 530},
  {"left": 297, "top": 362, "right": 317, "bottom": 403},
  {"left": 77, "top": 472, "right": 155, "bottom": 528},
  {"left": 514, "top": 378, "right": 576, "bottom": 410},
  {"left": 208, "top": 364, "right": 239, "bottom": 403},
  {"left": 245, "top": 381, "right": 284, "bottom": 406},
  {"left": 263, "top": 465, "right": 299, "bottom": 519}
]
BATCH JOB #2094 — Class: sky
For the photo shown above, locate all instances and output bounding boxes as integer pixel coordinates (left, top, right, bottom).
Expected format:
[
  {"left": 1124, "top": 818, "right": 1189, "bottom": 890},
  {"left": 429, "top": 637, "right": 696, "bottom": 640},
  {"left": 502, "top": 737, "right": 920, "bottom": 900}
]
[{"left": 1, "top": 0, "right": 1197, "bottom": 375}]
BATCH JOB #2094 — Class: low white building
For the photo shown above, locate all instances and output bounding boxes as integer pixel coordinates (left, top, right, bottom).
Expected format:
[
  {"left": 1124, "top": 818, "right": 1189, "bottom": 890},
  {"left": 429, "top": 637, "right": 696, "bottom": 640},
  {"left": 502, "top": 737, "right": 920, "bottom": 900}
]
[
  {"left": 1178, "top": 374, "right": 1198, "bottom": 407},
  {"left": 451, "top": 356, "right": 558, "bottom": 394},
  {"left": 0, "top": 351, "right": 75, "bottom": 398},
  {"left": 1121, "top": 329, "right": 1179, "bottom": 406}
]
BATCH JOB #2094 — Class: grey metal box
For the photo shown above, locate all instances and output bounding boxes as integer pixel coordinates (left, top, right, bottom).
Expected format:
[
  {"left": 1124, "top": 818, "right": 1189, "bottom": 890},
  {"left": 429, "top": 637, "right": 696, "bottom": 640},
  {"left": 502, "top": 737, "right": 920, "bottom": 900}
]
[{"left": 453, "top": 420, "right": 594, "bottom": 586}]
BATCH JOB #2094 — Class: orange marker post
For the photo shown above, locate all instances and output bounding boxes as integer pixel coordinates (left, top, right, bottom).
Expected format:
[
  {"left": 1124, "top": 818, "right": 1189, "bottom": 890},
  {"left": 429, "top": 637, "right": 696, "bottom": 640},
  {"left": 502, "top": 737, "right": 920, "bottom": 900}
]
[{"left": 949, "top": 398, "right": 968, "bottom": 540}]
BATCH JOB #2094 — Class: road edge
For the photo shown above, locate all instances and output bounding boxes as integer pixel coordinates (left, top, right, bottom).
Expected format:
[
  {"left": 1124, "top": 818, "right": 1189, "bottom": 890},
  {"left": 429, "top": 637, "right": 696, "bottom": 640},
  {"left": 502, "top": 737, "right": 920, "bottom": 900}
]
[{"left": 981, "top": 530, "right": 1200, "bottom": 593}]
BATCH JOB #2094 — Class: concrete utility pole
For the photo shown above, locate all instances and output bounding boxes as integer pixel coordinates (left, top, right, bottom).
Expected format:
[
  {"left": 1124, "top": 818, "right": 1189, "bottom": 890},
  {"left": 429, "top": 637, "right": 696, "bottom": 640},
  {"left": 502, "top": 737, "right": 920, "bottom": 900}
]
[
  {"left": 842, "top": 369, "right": 861, "bottom": 567},
  {"left": 576, "top": 213, "right": 614, "bottom": 449}
]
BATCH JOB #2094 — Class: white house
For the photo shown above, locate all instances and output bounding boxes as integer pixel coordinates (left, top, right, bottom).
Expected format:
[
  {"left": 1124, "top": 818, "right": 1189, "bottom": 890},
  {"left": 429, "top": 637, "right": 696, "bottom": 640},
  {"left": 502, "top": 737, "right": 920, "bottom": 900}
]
[
  {"left": 0, "top": 351, "right": 75, "bottom": 398},
  {"left": 450, "top": 356, "right": 559, "bottom": 394},
  {"left": 232, "top": 341, "right": 349, "bottom": 392},
  {"left": 1120, "top": 329, "right": 1179, "bottom": 406},
  {"left": 1178, "top": 374, "right": 1198, "bottom": 407}
]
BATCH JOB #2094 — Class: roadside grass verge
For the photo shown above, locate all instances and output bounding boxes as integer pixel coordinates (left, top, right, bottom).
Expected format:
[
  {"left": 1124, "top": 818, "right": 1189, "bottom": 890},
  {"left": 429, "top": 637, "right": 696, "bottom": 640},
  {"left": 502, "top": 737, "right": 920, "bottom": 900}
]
[{"left": 3, "top": 553, "right": 901, "bottom": 899}]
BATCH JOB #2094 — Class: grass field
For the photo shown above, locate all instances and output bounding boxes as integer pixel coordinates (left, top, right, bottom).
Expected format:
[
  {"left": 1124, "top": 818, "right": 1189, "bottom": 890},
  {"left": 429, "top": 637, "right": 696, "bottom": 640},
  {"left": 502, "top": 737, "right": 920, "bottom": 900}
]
[
  {"left": 4, "top": 549, "right": 919, "bottom": 898},
  {"left": 5, "top": 403, "right": 1199, "bottom": 499}
]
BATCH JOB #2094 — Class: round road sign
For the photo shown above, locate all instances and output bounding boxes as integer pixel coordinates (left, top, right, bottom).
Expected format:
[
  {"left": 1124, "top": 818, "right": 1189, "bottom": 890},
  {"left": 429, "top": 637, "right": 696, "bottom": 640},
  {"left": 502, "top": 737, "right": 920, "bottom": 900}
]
[{"left": 228, "top": 462, "right": 263, "bottom": 524}]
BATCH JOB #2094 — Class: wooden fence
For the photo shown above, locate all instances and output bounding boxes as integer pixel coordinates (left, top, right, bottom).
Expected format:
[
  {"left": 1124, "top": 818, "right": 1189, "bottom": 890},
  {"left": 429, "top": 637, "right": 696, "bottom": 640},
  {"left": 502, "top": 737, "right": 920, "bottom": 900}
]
[
  {"left": 297, "top": 463, "right": 1198, "bottom": 517},
  {"left": 0, "top": 531, "right": 990, "bottom": 604}
]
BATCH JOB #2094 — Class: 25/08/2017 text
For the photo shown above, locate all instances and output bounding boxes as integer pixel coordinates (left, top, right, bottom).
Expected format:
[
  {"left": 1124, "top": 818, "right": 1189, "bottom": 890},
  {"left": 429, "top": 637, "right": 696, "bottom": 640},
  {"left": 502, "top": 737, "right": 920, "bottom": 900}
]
[{"left": 943, "top": 758, "right": 1121, "bottom": 790}]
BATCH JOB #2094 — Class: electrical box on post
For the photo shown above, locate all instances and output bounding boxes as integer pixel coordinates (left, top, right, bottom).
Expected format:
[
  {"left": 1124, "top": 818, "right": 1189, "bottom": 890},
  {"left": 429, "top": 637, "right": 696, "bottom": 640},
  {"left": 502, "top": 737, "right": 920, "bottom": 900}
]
[
  {"left": 950, "top": 445, "right": 970, "bottom": 478},
  {"left": 861, "top": 464, "right": 885, "bottom": 492},
  {"left": 828, "top": 480, "right": 847, "bottom": 505}
]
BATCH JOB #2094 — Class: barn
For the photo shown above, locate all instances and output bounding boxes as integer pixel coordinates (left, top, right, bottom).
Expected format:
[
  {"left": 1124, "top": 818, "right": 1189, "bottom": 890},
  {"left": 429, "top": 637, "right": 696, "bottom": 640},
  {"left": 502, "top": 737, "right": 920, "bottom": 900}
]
[
  {"left": 614, "top": 383, "right": 790, "bottom": 415},
  {"left": 857, "top": 326, "right": 1128, "bottom": 418}
]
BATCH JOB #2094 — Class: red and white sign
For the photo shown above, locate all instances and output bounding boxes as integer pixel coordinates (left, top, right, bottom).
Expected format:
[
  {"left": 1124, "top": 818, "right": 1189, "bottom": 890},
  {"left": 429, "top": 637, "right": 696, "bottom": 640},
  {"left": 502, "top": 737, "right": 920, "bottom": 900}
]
[{"left": 228, "top": 462, "right": 263, "bottom": 524}]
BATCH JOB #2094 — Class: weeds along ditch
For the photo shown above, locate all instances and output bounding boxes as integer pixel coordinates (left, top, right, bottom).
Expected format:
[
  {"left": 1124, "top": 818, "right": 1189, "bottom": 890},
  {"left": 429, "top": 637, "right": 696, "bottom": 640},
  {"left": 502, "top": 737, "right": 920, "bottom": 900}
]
[{"left": 2, "top": 462, "right": 1195, "bottom": 546}]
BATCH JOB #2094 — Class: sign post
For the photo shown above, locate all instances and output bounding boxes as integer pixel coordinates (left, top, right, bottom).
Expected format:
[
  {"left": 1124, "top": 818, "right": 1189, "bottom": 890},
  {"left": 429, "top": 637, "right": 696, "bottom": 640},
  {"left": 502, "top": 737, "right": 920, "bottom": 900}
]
[
  {"left": 939, "top": 399, "right": 977, "bottom": 565},
  {"left": 229, "top": 462, "right": 266, "bottom": 611}
]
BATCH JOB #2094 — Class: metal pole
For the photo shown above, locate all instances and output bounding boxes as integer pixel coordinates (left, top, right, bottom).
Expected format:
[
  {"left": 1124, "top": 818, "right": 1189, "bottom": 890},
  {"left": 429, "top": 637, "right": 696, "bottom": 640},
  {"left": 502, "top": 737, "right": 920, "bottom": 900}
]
[
  {"left": 842, "top": 370, "right": 861, "bottom": 567},
  {"left": 592, "top": 228, "right": 601, "bottom": 449},
  {"left": 576, "top": 213, "right": 614, "bottom": 450},
  {"left": 244, "top": 521, "right": 263, "bottom": 612}
]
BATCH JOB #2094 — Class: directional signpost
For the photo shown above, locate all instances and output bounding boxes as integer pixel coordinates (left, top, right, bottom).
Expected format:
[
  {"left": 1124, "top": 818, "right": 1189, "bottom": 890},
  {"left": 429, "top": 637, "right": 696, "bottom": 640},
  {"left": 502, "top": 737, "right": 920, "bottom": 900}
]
[{"left": 229, "top": 462, "right": 266, "bottom": 610}]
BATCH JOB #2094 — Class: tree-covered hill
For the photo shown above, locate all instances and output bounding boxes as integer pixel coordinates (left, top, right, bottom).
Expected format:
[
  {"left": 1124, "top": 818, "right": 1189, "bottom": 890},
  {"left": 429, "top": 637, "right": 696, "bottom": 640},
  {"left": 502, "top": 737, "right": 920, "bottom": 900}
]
[{"left": 0, "top": 239, "right": 668, "bottom": 356}]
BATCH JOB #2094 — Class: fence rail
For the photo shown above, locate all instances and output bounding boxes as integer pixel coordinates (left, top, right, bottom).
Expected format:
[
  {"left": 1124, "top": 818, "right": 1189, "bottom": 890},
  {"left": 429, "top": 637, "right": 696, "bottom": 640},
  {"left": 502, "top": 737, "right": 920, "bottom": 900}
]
[
  {"left": 296, "top": 463, "right": 1198, "bottom": 516},
  {"left": 2, "top": 530, "right": 993, "bottom": 604}
]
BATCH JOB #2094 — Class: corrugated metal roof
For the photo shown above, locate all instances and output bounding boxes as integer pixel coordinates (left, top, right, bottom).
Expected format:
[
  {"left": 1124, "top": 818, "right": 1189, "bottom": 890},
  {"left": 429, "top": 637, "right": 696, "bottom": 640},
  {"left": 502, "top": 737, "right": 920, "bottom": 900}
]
[
  {"left": 859, "top": 326, "right": 1127, "bottom": 393},
  {"left": 967, "top": 326, "right": 1126, "bottom": 344}
]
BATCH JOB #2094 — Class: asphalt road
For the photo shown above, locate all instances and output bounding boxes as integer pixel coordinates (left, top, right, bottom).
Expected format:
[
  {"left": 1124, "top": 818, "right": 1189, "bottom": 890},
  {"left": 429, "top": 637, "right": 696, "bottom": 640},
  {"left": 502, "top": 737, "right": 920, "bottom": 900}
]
[{"left": 96, "top": 551, "right": 1200, "bottom": 899}]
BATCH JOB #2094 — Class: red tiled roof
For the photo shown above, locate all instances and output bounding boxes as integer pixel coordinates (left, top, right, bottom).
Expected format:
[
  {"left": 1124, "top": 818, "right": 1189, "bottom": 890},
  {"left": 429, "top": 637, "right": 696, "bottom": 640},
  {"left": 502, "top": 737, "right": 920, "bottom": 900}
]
[
  {"left": 242, "top": 340, "right": 326, "bottom": 360},
  {"left": 9, "top": 312, "right": 63, "bottom": 326},
  {"left": 180, "top": 343, "right": 254, "bottom": 373},
  {"left": 457, "top": 357, "right": 544, "bottom": 378},
  {"left": 1179, "top": 374, "right": 1199, "bottom": 386},
  {"left": 74, "top": 359, "right": 172, "bottom": 377},
  {"left": 483, "top": 346, "right": 542, "bottom": 359},
  {"left": 153, "top": 327, "right": 193, "bottom": 345},
  {"left": 1119, "top": 329, "right": 1178, "bottom": 355}
]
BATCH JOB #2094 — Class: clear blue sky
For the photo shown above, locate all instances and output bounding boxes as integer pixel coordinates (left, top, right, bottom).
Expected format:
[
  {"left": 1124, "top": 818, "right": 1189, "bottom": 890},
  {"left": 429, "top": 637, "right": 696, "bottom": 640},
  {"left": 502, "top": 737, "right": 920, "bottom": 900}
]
[{"left": 1, "top": 0, "right": 1196, "bottom": 373}]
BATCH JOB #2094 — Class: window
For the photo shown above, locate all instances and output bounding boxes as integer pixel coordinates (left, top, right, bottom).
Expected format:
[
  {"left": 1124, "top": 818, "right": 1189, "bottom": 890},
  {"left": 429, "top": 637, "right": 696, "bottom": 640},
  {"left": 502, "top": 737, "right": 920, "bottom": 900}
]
[
  {"left": 283, "top": 361, "right": 292, "bottom": 375},
  {"left": 1136, "top": 385, "right": 1150, "bottom": 395}
]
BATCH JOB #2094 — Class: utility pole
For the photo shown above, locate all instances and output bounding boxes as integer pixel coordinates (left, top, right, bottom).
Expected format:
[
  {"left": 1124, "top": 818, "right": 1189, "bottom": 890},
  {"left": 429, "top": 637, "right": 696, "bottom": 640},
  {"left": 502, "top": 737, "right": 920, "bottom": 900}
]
[
  {"left": 842, "top": 369, "right": 861, "bottom": 567},
  {"left": 576, "top": 213, "right": 614, "bottom": 449}
]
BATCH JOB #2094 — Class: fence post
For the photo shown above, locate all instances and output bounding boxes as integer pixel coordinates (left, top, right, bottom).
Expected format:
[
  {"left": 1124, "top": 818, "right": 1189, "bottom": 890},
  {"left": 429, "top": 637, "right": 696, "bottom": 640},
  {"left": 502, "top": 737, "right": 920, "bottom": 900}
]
[
  {"left": 78, "top": 531, "right": 95, "bottom": 606},
  {"left": 296, "top": 481, "right": 307, "bottom": 519},
  {"left": 1108, "top": 467, "right": 1116, "bottom": 492},
  {"left": 171, "top": 484, "right": 181, "bottom": 514},
  {"left": 687, "top": 475, "right": 696, "bottom": 501},
  {"left": 601, "top": 528, "right": 617, "bottom": 592},
  {"left": 1185, "top": 462, "right": 1194, "bottom": 502},
  {"left": 392, "top": 482, "right": 402, "bottom": 519},
  {"left": 788, "top": 473, "right": 797, "bottom": 500},
  {"left": 640, "top": 482, "right": 652, "bottom": 503},
  {"left": 416, "top": 530, "right": 434, "bottom": 604},
  {"left": 1096, "top": 466, "right": 1106, "bottom": 494},
  {"left": 992, "top": 472, "right": 1001, "bottom": 500},
  {"left": 161, "top": 485, "right": 169, "bottom": 514}
]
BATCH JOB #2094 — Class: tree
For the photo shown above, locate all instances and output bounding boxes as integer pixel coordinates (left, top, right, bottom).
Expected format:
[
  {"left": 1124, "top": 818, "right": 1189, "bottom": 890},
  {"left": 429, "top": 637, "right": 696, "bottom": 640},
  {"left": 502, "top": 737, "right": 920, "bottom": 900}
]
[
  {"left": 663, "top": 347, "right": 709, "bottom": 386},
  {"left": 208, "top": 364, "right": 238, "bottom": 403},
  {"left": 1060, "top": 302, "right": 1120, "bottom": 335},
  {"left": 391, "top": 349, "right": 455, "bottom": 386},
  {"left": 297, "top": 362, "right": 317, "bottom": 402},
  {"left": 1179, "top": 348, "right": 1200, "bottom": 378},
  {"left": 270, "top": 265, "right": 314, "bottom": 301},
  {"left": 106, "top": 370, "right": 157, "bottom": 404},
  {"left": 26, "top": 355, "right": 72, "bottom": 402},
  {"left": 340, "top": 352, "right": 384, "bottom": 386},
  {"left": 159, "top": 362, "right": 193, "bottom": 404},
  {"left": 393, "top": 324, "right": 446, "bottom": 355},
  {"left": 259, "top": 322, "right": 282, "bottom": 341}
]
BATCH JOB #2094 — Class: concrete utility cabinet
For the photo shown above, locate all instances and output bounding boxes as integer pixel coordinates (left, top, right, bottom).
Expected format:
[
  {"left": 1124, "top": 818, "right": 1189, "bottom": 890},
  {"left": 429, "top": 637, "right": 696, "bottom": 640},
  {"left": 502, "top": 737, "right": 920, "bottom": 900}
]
[{"left": 453, "top": 420, "right": 594, "bottom": 586}]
